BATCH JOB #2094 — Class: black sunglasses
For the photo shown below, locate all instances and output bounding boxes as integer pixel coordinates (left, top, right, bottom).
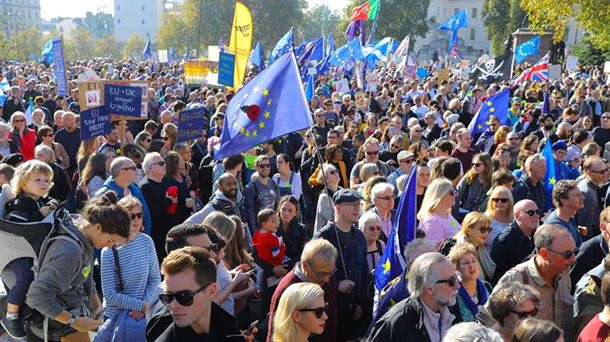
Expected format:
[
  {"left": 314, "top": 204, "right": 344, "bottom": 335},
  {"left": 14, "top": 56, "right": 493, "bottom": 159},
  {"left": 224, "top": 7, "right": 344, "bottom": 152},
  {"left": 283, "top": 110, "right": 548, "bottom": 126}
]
[
  {"left": 547, "top": 248, "right": 579, "bottom": 260},
  {"left": 257, "top": 164, "right": 270, "bottom": 169},
  {"left": 436, "top": 274, "right": 458, "bottom": 287},
  {"left": 130, "top": 212, "right": 143, "bottom": 220},
  {"left": 525, "top": 209, "right": 543, "bottom": 217},
  {"left": 476, "top": 226, "right": 493, "bottom": 234},
  {"left": 202, "top": 243, "right": 220, "bottom": 254},
  {"left": 297, "top": 303, "right": 328, "bottom": 319},
  {"left": 511, "top": 307, "right": 538, "bottom": 319},
  {"left": 159, "top": 283, "right": 212, "bottom": 306},
  {"left": 492, "top": 198, "right": 509, "bottom": 203}
]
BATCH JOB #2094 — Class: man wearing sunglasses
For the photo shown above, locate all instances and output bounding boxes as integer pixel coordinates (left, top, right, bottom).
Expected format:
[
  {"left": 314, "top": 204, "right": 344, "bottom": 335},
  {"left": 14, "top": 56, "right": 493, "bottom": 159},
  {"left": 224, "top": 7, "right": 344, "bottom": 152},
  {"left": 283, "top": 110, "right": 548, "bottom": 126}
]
[
  {"left": 244, "top": 155, "right": 280, "bottom": 236},
  {"left": 369, "top": 252, "right": 460, "bottom": 341},
  {"left": 349, "top": 138, "right": 390, "bottom": 188},
  {"left": 576, "top": 156, "right": 608, "bottom": 239},
  {"left": 492, "top": 224, "right": 576, "bottom": 332},
  {"left": 388, "top": 150, "right": 415, "bottom": 196},
  {"left": 491, "top": 200, "right": 540, "bottom": 285},
  {"left": 267, "top": 239, "right": 339, "bottom": 342}
]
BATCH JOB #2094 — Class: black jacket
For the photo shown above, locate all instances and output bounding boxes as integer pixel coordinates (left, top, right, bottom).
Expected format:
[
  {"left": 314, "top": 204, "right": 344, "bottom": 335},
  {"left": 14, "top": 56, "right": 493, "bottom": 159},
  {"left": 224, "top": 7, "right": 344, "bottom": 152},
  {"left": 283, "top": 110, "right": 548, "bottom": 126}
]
[
  {"left": 512, "top": 175, "right": 546, "bottom": 214},
  {"left": 570, "top": 234, "right": 608, "bottom": 289},
  {"left": 491, "top": 221, "right": 535, "bottom": 285},
  {"left": 369, "top": 296, "right": 460, "bottom": 342}
]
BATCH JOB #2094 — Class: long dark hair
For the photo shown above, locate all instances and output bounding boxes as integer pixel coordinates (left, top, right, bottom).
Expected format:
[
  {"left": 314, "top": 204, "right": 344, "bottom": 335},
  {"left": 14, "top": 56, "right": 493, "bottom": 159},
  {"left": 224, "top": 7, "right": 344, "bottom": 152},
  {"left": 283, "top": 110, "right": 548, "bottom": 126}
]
[
  {"left": 82, "top": 191, "right": 130, "bottom": 238},
  {"left": 82, "top": 153, "right": 107, "bottom": 186},
  {"left": 277, "top": 195, "right": 300, "bottom": 226}
]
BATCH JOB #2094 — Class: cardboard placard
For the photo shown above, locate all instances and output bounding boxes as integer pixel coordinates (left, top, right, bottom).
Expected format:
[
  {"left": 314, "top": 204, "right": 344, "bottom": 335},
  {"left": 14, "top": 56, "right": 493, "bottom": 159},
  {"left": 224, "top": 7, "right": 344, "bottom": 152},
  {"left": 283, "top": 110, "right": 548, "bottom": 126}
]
[
  {"left": 176, "top": 107, "right": 207, "bottom": 143},
  {"left": 158, "top": 50, "right": 168, "bottom": 63},
  {"left": 184, "top": 60, "right": 219, "bottom": 84},
  {"left": 78, "top": 80, "right": 149, "bottom": 120},
  {"left": 80, "top": 106, "right": 111, "bottom": 140},
  {"left": 218, "top": 52, "right": 236, "bottom": 86},
  {"left": 104, "top": 84, "right": 142, "bottom": 117}
]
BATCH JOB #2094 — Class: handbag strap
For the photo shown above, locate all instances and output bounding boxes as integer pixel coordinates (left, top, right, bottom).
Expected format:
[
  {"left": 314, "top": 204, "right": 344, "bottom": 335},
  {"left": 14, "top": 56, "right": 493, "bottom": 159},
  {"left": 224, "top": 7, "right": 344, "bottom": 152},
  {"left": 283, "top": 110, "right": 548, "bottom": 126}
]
[{"left": 111, "top": 246, "right": 125, "bottom": 292}]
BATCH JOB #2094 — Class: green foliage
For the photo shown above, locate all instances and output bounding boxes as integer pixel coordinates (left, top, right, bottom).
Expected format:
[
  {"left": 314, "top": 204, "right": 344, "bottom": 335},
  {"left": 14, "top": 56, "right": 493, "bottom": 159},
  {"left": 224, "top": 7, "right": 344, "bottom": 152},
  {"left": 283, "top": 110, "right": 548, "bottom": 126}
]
[
  {"left": 122, "top": 33, "right": 145, "bottom": 59},
  {"left": 483, "top": 0, "right": 527, "bottom": 55},
  {"left": 82, "top": 11, "right": 114, "bottom": 40},
  {"left": 571, "top": 36, "right": 610, "bottom": 66},
  {"left": 301, "top": 4, "right": 341, "bottom": 41},
  {"left": 63, "top": 28, "right": 94, "bottom": 60}
]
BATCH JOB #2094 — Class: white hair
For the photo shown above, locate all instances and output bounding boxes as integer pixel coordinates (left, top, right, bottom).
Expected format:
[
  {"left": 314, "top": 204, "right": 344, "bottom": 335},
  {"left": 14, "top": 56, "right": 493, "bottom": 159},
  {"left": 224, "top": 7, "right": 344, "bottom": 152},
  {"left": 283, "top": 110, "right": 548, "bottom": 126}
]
[
  {"left": 443, "top": 322, "right": 503, "bottom": 342},
  {"left": 371, "top": 182, "right": 395, "bottom": 200},
  {"left": 358, "top": 211, "right": 381, "bottom": 233}
]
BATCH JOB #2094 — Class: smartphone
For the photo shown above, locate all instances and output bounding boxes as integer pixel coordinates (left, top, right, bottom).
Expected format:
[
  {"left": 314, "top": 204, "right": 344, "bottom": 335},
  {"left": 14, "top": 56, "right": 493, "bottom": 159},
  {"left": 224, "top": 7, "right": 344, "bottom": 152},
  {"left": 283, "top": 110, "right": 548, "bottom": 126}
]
[{"left": 244, "top": 320, "right": 259, "bottom": 335}]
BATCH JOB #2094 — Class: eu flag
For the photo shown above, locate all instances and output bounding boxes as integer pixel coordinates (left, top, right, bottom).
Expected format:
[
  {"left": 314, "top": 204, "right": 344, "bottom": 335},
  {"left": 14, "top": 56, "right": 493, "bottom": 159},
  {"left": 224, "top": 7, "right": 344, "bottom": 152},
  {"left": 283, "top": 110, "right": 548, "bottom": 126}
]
[
  {"left": 39, "top": 39, "right": 53, "bottom": 66},
  {"left": 305, "top": 73, "right": 314, "bottom": 101},
  {"left": 214, "top": 53, "right": 313, "bottom": 160},
  {"left": 329, "top": 38, "right": 365, "bottom": 67},
  {"left": 468, "top": 87, "right": 510, "bottom": 135},
  {"left": 374, "top": 165, "right": 417, "bottom": 292},
  {"left": 143, "top": 39, "right": 152, "bottom": 60},
  {"left": 541, "top": 138, "right": 557, "bottom": 211},
  {"left": 269, "top": 29, "right": 294, "bottom": 65},
  {"left": 250, "top": 41, "right": 266, "bottom": 70},
  {"left": 515, "top": 36, "right": 540, "bottom": 64},
  {"left": 542, "top": 90, "right": 550, "bottom": 115},
  {"left": 326, "top": 34, "right": 335, "bottom": 58},
  {"left": 438, "top": 9, "right": 469, "bottom": 31}
]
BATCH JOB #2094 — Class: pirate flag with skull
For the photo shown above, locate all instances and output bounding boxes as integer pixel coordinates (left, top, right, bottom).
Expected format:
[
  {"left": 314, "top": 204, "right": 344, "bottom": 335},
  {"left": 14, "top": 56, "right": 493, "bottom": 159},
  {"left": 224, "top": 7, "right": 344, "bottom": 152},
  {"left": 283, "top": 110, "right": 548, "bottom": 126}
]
[{"left": 470, "top": 54, "right": 512, "bottom": 85}]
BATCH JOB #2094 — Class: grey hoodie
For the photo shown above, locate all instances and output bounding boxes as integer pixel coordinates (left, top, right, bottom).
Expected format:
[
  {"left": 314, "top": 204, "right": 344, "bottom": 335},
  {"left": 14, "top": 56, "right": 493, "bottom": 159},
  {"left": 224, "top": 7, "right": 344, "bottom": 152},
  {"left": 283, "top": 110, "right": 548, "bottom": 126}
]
[{"left": 26, "top": 223, "right": 95, "bottom": 319}]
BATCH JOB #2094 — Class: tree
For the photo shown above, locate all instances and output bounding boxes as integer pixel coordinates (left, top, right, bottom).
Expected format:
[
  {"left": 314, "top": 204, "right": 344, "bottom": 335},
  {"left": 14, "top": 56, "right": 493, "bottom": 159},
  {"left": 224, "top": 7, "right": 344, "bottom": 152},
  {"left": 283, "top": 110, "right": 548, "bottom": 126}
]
[
  {"left": 12, "top": 27, "right": 45, "bottom": 61},
  {"left": 571, "top": 36, "right": 610, "bottom": 66},
  {"left": 483, "top": 0, "right": 527, "bottom": 55},
  {"left": 63, "top": 28, "right": 94, "bottom": 60},
  {"left": 520, "top": 0, "right": 610, "bottom": 51},
  {"left": 123, "top": 33, "right": 145, "bottom": 59},
  {"left": 302, "top": 4, "right": 340, "bottom": 40},
  {"left": 82, "top": 12, "right": 114, "bottom": 40},
  {"left": 94, "top": 35, "right": 121, "bottom": 58}
]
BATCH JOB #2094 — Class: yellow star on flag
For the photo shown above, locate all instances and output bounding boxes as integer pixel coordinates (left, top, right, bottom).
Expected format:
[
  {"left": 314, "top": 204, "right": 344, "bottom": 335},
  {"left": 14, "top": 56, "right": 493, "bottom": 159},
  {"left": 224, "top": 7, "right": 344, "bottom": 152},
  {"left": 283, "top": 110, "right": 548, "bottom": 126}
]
[
  {"left": 245, "top": 131, "right": 250, "bottom": 137},
  {"left": 477, "top": 124, "right": 483, "bottom": 129},
  {"left": 262, "top": 89, "right": 269, "bottom": 96},
  {"left": 487, "top": 101, "right": 492, "bottom": 106},
  {"left": 383, "top": 259, "right": 391, "bottom": 273},
  {"left": 240, "top": 128, "right": 245, "bottom": 134},
  {"left": 252, "top": 130, "right": 257, "bottom": 137},
  {"left": 267, "top": 99, "right": 272, "bottom": 106},
  {"left": 549, "top": 177, "right": 556, "bottom": 185},
  {"left": 489, "top": 107, "right": 495, "bottom": 113},
  {"left": 264, "top": 111, "right": 271, "bottom": 119},
  {"left": 259, "top": 121, "right": 265, "bottom": 129}
]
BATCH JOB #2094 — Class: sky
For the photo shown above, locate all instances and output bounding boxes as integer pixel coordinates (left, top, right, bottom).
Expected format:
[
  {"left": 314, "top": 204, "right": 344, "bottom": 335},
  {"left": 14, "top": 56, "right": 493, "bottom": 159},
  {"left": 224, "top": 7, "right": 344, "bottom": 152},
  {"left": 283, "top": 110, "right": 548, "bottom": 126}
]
[{"left": 40, "top": 0, "right": 350, "bottom": 20}]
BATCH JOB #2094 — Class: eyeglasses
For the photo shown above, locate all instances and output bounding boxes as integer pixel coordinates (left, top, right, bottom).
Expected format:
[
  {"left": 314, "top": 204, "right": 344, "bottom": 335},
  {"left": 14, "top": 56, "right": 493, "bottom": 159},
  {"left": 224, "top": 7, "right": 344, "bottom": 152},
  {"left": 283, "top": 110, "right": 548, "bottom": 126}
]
[
  {"left": 436, "top": 274, "right": 458, "bottom": 287},
  {"left": 159, "top": 283, "right": 212, "bottom": 306},
  {"left": 391, "top": 144, "right": 402, "bottom": 149},
  {"left": 472, "top": 162, "right": 482, "bottom": 167},
  {"left": 298, "top": 303, "right": 329, "bottom": 319},
  {"left": 307, "top": 261, "right": 337, "bottom": 278},
  {"left": 14, "top": 119, "right": 24, "bottom": 123},
  {"left": 130, "top": 212, "right": 143, "bottom": 220},
  {"left": 202, "top": 243, "right": 221, "bottom": 254},
  {"left": 257, "top": 164, "right": 270, "bottom": 169},
  {"left": 590, "top": 168, "right": 608, "bottom": 174},
  {"left": 447, "top": 190, "right": 456, "bottom": 197},
  {"left": 475, "top": 226, "right": 493, "bottom": 234},
  {"left": 154, "top": 161, "right": 166, "bottom": 166},
  {"left": 602, "top": 116, "right": 610, "bottom": 120},
  {"left": 162, "top": 136, "right": 169, "bottom": 141},
  {"left": 524, "top": 209, "right": 543, "bottom": 217},
  {"left": 366, "top": 150, "right": 379, "bottom": 156},
  {"left": 368, "top": 225, "right": 382, "bottom": 231},
  {"left": 376, "top": 196, "right": 393, "bottom": 201},
  {"left": 44, "top": 134, "right": 54, "bottom": 137},
  {"left": 400, "top": 158, "right": 414, "bottom": 164},
  {"left": 511, "top": 307, "right": 538, "bottom": 319},
  {"left": 145, "top": 138, "right": 152, "bottom": 142},
  {"left": 122, "top": 166, "right": 137, "bottom": 172},
  {"left": 328, "top": 169, "right": 338, "bottom": 175},
  {"left": 492, "top": 198, "right": 509, "bottom": 203},
  {"left": 547, "top": 248, "right": 579, "bottom": 260}
]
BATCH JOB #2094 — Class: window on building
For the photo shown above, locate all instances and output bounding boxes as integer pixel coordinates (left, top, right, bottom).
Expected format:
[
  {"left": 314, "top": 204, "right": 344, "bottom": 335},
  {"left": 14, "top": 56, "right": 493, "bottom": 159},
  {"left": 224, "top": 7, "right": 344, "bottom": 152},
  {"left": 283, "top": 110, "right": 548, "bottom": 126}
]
[
  {"left": 454, "top": 8, "right": 459, "bottom": 14},
  {"left": 470, "top": 28, "right": 476, "bottom": 40},
  {"left": 472, "top": 8, "right": 477, "bottom": 18},
  {"left": 142, "top": 19, "right": 145, "bottom": 24},
  {"left": 116, "top": 5, "right": 120, "bottom": 11},
  {"left": 117, "top": 18, "right": 121, "bottom": 24}
]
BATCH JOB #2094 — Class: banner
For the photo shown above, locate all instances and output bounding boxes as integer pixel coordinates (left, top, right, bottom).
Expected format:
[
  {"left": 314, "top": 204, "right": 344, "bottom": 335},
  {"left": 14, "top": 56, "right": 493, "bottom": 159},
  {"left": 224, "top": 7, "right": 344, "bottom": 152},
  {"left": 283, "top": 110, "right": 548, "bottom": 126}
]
[
  {"left": 158, "top": 50, "right": 168, "bottom": 63},
  {"left": 104, "top": 84, "right": 142, "bottom": 117},
  {"left": 218, "top": 52, "right": 236, "bottom": 86},
  {"left": 80, "top": 106, "right": 111, "bottom": 140},
  {"left": 78, "top": 80, "right": 149, "bottom": 120},
  {"left": 229, "top": 1, "right": 253, "bottom": 87},
  {"left": 184, "top": 60, "right": 219, "bottom": 84},
  {"left": 176, "top": 107, "right": 207, "bottom": 143},
  {"left": 50, "top": 38, "right": 68, "bottom": 96}
]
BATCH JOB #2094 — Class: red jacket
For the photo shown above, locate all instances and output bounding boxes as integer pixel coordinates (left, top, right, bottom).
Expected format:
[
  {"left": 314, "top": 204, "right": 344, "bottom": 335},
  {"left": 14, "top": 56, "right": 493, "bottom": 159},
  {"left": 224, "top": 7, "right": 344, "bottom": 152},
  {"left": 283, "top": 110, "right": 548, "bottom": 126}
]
[
  {"left": 252, "top": 229, "right": 286, "bottom": 266},
  {"left": 9, "top": 129, "right": 36, "bottom": 161}
]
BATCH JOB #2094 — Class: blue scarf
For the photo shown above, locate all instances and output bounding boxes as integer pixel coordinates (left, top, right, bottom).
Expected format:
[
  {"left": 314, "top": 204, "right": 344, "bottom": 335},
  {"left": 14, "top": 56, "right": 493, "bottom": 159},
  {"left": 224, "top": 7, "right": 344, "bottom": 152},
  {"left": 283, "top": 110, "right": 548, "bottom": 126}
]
[{"left": 457, "top": 279, "right": 488, "bottom": 316}]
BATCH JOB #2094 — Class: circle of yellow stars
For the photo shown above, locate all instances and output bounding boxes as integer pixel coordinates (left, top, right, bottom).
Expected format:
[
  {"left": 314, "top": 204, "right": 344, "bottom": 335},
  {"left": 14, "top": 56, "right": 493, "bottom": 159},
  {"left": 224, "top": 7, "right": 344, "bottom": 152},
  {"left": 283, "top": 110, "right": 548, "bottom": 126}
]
[
  {"left": 476, "top": 100, "right": 497, "bottom": 130},
  {"left": 232, "top": 86, "right": 272, "bottom": 139}
]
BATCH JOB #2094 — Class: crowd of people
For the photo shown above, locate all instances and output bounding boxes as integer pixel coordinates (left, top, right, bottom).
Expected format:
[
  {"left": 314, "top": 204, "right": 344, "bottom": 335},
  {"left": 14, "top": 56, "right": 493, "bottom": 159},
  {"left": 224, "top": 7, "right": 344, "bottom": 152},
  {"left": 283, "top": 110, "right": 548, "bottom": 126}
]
[{"left": 0, "top": 52, "right": 610, "bottom": 342}]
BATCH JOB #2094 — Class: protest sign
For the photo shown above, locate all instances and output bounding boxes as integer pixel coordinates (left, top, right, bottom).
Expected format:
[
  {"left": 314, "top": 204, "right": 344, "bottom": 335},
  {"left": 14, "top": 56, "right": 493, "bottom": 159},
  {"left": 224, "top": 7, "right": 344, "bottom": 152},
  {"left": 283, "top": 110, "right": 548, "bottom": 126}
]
[
  {"left": 184, "top": 60, "right": 219, "bottom": 84},
  {"left": 158, "top": 50, "right": 168, "bottom": 63},
  {"left": 176, "top": 107, "right": 207, "bottom": 143},
  {"left": 50, "top": 38, "right": 68, "bottom": 96},
  {"left": 218, "top": 52, "right": 236, "bottom": 86},
  {"left": 605, "top": 62, "right": 610, "bottom": 74},
  {"left": 435, "top": 69, "right": 450, "bottom": 86},
  {"left": 548, "top": 64, "right": 562, "bottom": 81},
  {"left": 104, "top": 84, "right": 142, "bottom": 117},
  {"left": 404, "top": 64, "right": 417, "bottom": 79},
  {"left": 335, "top": 78, "right": 350, "bottom": 94},
  {"left": 80, "top": 106, "right": 111, "bottom": 140},
  {"left": 566, "top": 56, "right": 578, "bottom": 71},
  {"left": 416, "top": 67, "right": 428, "bottom": 80},
  {"left": 355, "top": 91, "right": 366, "bottom": 110},
  {"left": 78, "top": 80, "right": 149, "bottom": 120}
]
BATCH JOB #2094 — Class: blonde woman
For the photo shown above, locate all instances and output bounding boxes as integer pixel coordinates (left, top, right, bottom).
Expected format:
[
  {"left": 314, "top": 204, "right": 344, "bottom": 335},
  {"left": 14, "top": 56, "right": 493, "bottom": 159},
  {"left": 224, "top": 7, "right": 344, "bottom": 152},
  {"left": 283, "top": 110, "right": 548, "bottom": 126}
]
[
  {"left": 454, "top": 212, "right": 495, "bottom": 282},
  {"left": 417, "top": 178, "right": 461, "bottom": 245},
  {"left": 484, "top": 186, "right": 514, "bottom": 255},
  {"left": 272, "top": 283, "right": 328, "bottom": 342}
]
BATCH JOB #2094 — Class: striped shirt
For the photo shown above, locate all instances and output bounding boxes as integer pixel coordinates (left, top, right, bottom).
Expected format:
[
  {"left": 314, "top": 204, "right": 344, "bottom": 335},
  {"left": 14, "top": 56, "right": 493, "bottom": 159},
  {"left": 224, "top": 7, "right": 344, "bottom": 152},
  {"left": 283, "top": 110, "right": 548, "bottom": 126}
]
[
  {"left": 101, "top": 233, "right": 161, "bottom": 318},
  {"left": 418, "top": 213, "right": 461, "bottom": 244},
  {"left": 486, "top": 219, "right": 510, "bottom": 255}
]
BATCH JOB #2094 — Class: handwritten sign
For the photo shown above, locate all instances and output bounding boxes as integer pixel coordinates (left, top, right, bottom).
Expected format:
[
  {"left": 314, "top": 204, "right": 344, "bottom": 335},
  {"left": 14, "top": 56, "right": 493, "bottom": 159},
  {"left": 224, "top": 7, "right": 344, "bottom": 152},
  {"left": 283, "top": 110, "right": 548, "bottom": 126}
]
[
  {"left": 103, "top": 84, "right": 142, "bottom": 117},
  {"left": 184, "top": 60, "right": 219, "bottom": 84},
  {"left": 218, "top": 52, "right": 235, "bottom": 86},
  {"left": 176, "top": 107, "right": 207, "bottom": 143},
  {"left": 80, "top": 106, "right": 111, "bottom": 140}
]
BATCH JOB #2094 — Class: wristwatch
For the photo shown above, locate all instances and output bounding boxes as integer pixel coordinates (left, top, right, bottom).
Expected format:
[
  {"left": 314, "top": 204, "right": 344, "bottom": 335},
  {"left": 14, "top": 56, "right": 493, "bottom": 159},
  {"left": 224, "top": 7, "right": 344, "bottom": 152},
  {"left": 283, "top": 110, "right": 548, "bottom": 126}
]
[{"left": 66, "top": 315, "right": 76, "bottom": 326}]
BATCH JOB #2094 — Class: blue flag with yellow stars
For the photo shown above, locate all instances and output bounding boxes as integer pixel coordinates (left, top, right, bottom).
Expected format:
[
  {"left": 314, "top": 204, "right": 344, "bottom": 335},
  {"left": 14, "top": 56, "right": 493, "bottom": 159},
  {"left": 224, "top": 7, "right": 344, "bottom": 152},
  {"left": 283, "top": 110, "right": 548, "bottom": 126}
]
[
  {"left": 468, "top": 87, "right": 510, "bottom": 136},
  {"left": 374, "top": 165, "right": 417, "bottom": 292},
  {"left": 541, "top": 138, "right": 557, "bottom": 211},
  {"left": 515, "top": 35, "right": 540, "bottom": 64},
  {"left": 213, "top": 52, "right": 313, "bottom": 160},
  {"left": 329, "top": 38, "right": 365, "bottom": 67}
]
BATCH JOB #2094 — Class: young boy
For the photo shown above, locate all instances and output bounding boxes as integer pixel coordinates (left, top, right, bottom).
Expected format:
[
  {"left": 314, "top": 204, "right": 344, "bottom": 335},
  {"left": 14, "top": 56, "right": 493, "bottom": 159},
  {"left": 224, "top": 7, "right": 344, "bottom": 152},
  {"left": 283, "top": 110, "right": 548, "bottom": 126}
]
[{"left": 252, "top": 208, "right": 286, "bottom": 266}]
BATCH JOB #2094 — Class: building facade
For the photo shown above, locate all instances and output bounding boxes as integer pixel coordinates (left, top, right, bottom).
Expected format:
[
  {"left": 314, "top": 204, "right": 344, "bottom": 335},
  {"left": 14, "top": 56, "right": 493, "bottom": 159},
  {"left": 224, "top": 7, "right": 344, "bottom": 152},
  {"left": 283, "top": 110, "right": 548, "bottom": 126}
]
[
  {"left": 113, "top": 0, "right": 164, "bottom": 43},
  {"left": 0, "top": 0, "right": 41, "bottom": 39}
]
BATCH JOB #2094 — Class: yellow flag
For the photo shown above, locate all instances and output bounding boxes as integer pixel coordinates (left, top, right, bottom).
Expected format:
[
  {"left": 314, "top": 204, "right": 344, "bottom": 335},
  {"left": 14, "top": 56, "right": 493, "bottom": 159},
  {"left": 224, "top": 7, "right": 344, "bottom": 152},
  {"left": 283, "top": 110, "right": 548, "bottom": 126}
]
[{"left": 229, "top": 1, "right": 253, "bottom": 88}]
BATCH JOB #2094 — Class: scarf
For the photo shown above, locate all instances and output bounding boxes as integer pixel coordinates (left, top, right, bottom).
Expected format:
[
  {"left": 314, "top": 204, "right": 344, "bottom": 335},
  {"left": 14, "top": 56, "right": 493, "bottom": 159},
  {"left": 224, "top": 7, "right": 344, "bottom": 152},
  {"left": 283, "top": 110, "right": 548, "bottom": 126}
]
[
  {"left": 457, "top": 279, "right": 488, "bottom": 317},
  {"left": 455, "top": 232, "right": 496, "bottom": 281}
]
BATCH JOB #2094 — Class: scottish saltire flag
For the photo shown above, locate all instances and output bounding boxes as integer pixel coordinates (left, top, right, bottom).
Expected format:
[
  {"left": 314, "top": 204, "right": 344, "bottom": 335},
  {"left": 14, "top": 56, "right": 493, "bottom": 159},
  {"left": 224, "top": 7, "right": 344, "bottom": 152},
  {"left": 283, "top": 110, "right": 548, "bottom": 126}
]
[
  {"left": 143, "top": 40, "right": 152, "bottom": 60},
  {"left": 363, "top": 38, "right": 395, "bottom": 69},
  {"left": 468, "top": 88, "right": 510, "bottom": 135},
  {"left": 39, "top": 39, "right": 54, "bottom": 66},
  {"left": 541, "top": 138, "right": 557, "bottom": 211},
  {"left": 214, "top": 53, "right": 312, "bottom": 160},
  {"left": 374, "top": 165, "right": 417, "bottom": 292},
  {"left": 269, "top": 29, "right": 294, "bottom": 65},
  {"left": 329, "top": 38, "right": 365, "bottom": 67},
  {"left": 514, "top": 36, "right": 540, "bottom": 64},
  {"left": 325, "top": 34, "right": 335, "bottom": 58},
  {"left": 250, "top": 41, "right": 266, "bottom": 70},
  {"left": 513, "top": 53, "right": 549, "bottom": 85},
  {"left": 23, "top": 99, "right": 34, "bottom": 125},
  {"left": 438, "top": 9, "right": 468, "bottom": 31}
]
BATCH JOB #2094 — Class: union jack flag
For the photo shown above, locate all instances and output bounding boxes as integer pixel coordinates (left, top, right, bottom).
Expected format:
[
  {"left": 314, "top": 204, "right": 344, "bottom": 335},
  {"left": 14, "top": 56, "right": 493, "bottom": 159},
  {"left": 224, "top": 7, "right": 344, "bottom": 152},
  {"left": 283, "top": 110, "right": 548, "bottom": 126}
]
[{"left": 512, "top": 53, "right": 549, "bottom": 86}]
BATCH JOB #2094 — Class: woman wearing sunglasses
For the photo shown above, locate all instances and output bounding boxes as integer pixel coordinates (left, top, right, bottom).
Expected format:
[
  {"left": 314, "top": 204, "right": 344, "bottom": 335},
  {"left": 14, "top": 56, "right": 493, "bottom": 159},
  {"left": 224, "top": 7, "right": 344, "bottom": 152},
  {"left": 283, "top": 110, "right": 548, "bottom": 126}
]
[
  {"left": 96, "top": 196, "right": 161, "bottom": 342},
  {"left": 484, "top": 186, "right": 514, "bottom": 255},
  {"left": 358, "top": 211, "right": 385, "bottom": 272},
  {"left": 447, "top": 243, "right": 490, "bottom": 322},
  {"left": 451, "top": 212, "right": 495, "bottom": 282},
  {"left": 272, "top": 282, "right": 328, "bottom": 342},
  {"left": 314, "top": 164, "right": 342, "bottom": 233},
  {"left": 455, "top": 153, "right": 493, "bottom": 218}
]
